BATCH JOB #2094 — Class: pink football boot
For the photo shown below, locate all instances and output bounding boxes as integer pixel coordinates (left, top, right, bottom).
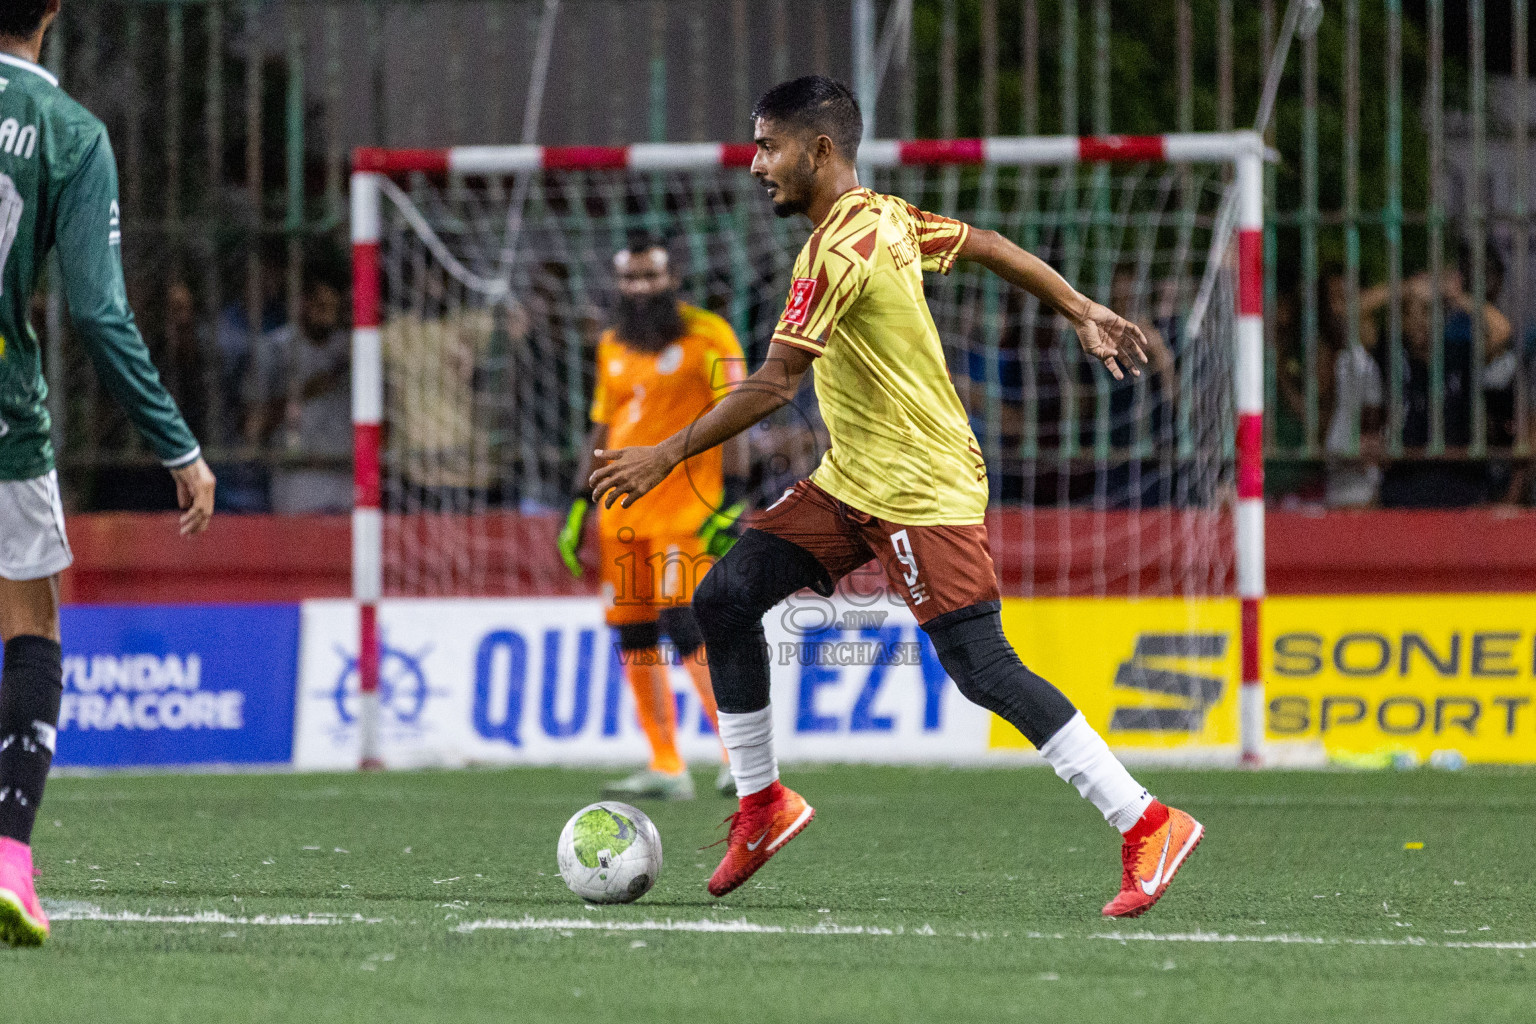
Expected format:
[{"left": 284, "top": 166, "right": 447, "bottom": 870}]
[{"left": 0, "top": 837, "right": 48, "bottom": 946}]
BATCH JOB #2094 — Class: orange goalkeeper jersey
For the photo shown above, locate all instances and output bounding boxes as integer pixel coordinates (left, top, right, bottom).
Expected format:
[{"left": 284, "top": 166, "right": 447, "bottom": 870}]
[
  {"left": 591, "top": 303, "right": 746, "bottom": 537},
  {"left": 771, "top": 187, "right": 988, "bottom": 525}
]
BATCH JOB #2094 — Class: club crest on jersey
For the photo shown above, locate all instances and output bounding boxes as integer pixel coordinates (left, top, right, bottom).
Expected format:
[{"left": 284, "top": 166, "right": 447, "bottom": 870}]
[
  {"left": 783, "top": 277, "right": 818, "bottom": 327},
  {"left": 656, "top": 343, "right": 683, "bottom": 374}
]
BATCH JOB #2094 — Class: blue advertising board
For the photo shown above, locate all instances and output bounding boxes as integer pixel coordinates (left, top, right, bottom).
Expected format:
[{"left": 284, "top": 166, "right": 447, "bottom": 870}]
[{"left": 53, "top": 604, "right": 300, "bottom": 768}]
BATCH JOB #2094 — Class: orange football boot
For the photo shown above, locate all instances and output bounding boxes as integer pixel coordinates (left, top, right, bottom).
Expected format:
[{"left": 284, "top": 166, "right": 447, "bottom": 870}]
[
  {"left": 1101, "top": 801, "right": 1204, "bottom": 918},
  {"left": 707, "top": 780, "right": 814, "bottom": 897}
]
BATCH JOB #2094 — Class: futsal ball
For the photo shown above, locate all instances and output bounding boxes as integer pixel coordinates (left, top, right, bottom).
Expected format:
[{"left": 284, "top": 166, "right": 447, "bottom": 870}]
[{"left": 557, "top": 801, "right": 663, "bottom": 904}]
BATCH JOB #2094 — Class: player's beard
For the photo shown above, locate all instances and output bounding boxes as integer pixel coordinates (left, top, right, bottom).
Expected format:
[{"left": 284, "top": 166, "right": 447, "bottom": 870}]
[
  {"left": 615, "top": 291, "right": 686, "bottom": 352},
  {"left": 768, "top": 154, "right": 816, "bottom": 219}
]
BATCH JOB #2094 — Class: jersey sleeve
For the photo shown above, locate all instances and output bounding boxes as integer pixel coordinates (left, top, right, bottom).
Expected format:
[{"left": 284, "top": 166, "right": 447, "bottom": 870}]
[
  {"left": 588, "top": 335, "right": 613, "bottom": 425},
  {"left": 770, "top": 242, "right": 871, "bottom": 358},
  {"left": 910, "top": 204, "right": 971, "bottom": 275},
  {"left": 56, "top": 130, "right": 200, "bottom": 467}
]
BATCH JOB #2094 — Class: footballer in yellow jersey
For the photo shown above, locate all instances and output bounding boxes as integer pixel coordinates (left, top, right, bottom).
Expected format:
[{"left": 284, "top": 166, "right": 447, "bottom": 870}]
[{"left": 589, "top": 77, "right": 1203, "bottom": 917}]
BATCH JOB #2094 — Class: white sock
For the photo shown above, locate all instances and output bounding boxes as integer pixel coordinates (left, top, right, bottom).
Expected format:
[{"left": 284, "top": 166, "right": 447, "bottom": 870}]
[
  {"left": 1039, "top": 712, "right": 1153, "bottom": 833},
  {"left": 717, "top": 707, "right": 779, "bottom": 798}
]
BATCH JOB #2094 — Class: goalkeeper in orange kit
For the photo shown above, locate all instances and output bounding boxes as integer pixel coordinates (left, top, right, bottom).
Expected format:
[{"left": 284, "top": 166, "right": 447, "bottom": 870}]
[{"left": 558, "top": 235, "right": 748, "bottom": 799}]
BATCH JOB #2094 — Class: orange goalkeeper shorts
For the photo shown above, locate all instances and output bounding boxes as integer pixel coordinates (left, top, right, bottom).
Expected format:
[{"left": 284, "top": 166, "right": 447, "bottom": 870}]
[{"left": 597, "top": 527, "right": 714, "bottom": 626}]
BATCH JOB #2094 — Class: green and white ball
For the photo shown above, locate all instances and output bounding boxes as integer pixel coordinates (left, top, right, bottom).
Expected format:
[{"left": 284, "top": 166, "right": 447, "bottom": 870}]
[{"left": 557, "top": 801, "right": 663, "bottom": 904}]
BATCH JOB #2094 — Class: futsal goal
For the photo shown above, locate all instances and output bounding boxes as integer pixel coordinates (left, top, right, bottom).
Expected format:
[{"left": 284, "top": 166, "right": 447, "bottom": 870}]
[{"left": 349, "top": 133, "right": 1267, "bottom": 766}]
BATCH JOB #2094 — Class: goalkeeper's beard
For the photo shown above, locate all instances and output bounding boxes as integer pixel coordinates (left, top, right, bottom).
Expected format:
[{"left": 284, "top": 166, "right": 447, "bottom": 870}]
[{"left": 615, "top": 292, "right": 687, "bottom": 352}]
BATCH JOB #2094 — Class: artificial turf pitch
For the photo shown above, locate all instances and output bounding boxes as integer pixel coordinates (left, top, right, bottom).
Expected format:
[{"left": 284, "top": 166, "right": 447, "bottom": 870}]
[{"left": 4, "top": 765, "right": 1532, "bottom": 1023}]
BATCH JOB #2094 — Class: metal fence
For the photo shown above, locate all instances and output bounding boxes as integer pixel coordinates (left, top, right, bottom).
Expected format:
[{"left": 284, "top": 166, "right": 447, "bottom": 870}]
[{"left": 39, "top": 0, "right": 1536, "bottom": 510}]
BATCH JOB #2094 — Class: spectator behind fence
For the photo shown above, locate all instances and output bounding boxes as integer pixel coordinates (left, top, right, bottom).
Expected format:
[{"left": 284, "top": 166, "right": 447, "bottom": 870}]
[
  {"left": 245, "top": 262, "right": 353, "bottom": 514},
  {"left": 213, "top": 245, "right": 288, "bottom": 511},
  {"left": 1380, "top": 269, "right": 1512, "bottom": 507},
  {"left": 1321, "top": 270, "right": 1388, "bottom": 508},
  {"left": 159, "top": 280, "right": 212, "bottom": 444}
]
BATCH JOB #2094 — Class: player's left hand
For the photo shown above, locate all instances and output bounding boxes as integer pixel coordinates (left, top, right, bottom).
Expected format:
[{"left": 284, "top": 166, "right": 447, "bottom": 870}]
[
  {"left": 1072, "top": 299, "right": 1149, "bottom": 380},
  {"left": 170, "top": 456, "right": 217, "bottom": 536},
  {"left": 589, "top": 446, "right": 675, "bottom": 509}
]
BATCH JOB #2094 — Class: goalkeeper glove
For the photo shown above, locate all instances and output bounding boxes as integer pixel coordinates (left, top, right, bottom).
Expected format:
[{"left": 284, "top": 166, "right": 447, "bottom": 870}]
[
  {"left": 557, "top": 498, "right": 589, "bottom": 578},
  {"left": 697, "top": 475, "right": 751, "bottom": 559}
]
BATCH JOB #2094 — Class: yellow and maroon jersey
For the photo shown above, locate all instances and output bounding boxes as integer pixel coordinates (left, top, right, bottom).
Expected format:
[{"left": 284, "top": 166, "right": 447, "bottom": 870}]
[
  {"left": 771, "top": 187, "right": 987, "bottom": 525},
  {"left": 591, "top": 303, "right": 746, "bottom": 538}
]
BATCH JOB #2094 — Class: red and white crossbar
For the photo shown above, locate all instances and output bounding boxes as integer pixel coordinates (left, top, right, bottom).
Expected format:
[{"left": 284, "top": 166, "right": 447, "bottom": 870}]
[
  {"left": 350, "top": 131, "right": 1267, "bottom": 768},
  {"left": 352, "top": 131, "right": 1264, "bottom": 175}
]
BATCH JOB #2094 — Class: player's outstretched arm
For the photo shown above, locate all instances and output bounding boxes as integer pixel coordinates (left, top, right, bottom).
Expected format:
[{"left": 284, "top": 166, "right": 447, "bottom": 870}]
[
  {"left": 589, "top": 342, "right": 812, "bottom": 509},
  {"left": 958, "top": 227, "right": 1149, "bottom": 380}
]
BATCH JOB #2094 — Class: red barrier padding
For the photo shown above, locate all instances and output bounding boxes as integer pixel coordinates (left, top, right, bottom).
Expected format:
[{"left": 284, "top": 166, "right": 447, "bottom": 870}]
[
  {"left": 352, "top": 147, "right": 450, "bottom": 174},
  {"left": 1238, "top": 229, "right": 1264, "bottom": 316},
  {"left": 57, "top": 509, "right": 1536, "bottom": 604},
  {"left": 721, "top": 143, "right": 758, "bottom": 168},
  {"left": 1078, "top": 135, "right": 1166, "bottom": 163},
  {"left": 542, "top": 145, "right": 629, "bottom": 170},
  {"left": 899, "top": 138, "right": 985, "bottom": 165}
]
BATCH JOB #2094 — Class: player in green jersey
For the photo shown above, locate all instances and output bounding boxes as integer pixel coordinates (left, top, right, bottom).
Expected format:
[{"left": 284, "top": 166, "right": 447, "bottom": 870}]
[{"left": 0, "top": 0, "right": 217, "bottom": 948}]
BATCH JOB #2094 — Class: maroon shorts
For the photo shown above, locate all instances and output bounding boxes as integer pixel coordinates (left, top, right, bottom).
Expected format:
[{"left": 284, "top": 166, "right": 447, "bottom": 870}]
[{"left": 746, "top": 479, "right": 1000, "bottom": 625}]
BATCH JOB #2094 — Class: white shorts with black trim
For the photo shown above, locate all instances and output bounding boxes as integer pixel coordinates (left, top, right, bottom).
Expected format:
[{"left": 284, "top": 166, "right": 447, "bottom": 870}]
[{"left": 0, "top": 470, "right": 72, "bottom": 580}]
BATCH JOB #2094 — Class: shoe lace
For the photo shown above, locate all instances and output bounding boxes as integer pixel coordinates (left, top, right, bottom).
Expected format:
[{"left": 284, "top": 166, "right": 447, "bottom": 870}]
[
  {"left": 699, "top": 812, "right": 742, "bottom": 852},
  {"left": 1120, "top": 834, "right": 1146, "bottom": 888}
]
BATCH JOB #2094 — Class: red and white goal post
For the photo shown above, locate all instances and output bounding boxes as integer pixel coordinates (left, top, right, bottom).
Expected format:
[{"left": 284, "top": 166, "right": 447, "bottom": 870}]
[{"left": 350, "top": 132, "right": 1268, "bottom": 768}]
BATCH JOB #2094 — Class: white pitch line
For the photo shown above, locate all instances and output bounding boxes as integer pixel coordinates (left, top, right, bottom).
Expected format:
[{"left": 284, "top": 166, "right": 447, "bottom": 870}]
[
  {"left": 454, "top": 916, "right": 937, "bottom": 937},
  {"left": 457, "top": 917, "right": 1536, "bottom": 950},
  {"left": 43, "top": 906, "right": 1536, "bottom": 951},
  {"left": 47, "top": 905, "right": 383, "bottom": 927}
]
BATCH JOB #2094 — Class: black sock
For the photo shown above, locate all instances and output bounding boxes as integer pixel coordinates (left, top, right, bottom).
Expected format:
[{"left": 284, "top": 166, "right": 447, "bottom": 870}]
[{"left": 0, "top": 635, "right": 63, "bottom": 845}]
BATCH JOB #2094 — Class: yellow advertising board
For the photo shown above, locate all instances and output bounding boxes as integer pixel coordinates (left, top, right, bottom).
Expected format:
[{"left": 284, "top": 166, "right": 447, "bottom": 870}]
[
  {"left": 1264, "top": 594, "right": 1536, "bottom": 764},
  {"left": 992, "top": 598, "right": 1241, "bottom": 752},
  {"left": 993, "top": 594, "right": 1536, "bottom": 763}
]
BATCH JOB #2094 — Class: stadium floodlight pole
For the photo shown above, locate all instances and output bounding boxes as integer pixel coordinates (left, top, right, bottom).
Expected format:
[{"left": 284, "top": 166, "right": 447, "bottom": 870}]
[{"left": 351, "top": 168, "right": 385, "bottom": 771}]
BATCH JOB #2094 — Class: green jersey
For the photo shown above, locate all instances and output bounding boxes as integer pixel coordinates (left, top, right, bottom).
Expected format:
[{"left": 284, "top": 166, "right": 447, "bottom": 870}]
[{"left": 0, "top": 52, "right": 198, "bottom": 480}]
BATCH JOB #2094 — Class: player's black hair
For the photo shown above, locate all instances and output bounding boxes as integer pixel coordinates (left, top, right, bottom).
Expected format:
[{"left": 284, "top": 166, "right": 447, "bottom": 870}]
[
  {"left": 751, "top": 76, "right": 863, "bottom": 160},
  {"left": 0, "top": 0, "right": 50, "bottom": 39}
]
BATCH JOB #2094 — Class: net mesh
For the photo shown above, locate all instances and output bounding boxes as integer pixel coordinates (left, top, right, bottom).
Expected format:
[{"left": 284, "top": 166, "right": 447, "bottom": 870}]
[{"left": 373, "top": 159, "right": 1238, "bottom": 599}]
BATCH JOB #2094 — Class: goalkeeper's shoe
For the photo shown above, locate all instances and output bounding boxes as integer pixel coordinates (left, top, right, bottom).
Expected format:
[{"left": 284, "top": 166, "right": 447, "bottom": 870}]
[
  {"left": 0, "top": 837, "right": 48, "bottom": 947},
  {"left": 707, "top": 781, "right": 814, "bottom": 897},
  {"left": 601, "top": 768, "right": 695, "bottom": 802},
  {"left": 1101, "top": 802, "right": 1204, "bottom": 919},
  {"left": 714, "top": 762, "right": 737, "bottom": 798}
]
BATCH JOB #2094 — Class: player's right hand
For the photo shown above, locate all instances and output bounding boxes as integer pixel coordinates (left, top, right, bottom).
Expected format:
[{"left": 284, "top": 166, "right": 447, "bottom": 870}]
[
  {"left": 170, "top": 456, "right": 216, "bottom": 536},
  {"left": 1073, "top": 299, "right": 1149, "bottom": 381},
  {"left": 557, "top": 498, "right": 589, "bottom": 578}
]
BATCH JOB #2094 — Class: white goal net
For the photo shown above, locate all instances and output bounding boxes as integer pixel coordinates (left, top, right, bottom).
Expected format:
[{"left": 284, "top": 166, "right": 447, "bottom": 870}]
[{"left": 359, "top": 141, "right": 1247, "bottom": 603}]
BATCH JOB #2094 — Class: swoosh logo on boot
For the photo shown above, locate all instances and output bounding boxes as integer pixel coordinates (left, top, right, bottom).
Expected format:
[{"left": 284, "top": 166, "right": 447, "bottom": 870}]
[
  {"left": 1138, "top": 830, "right": 1173, "bottom": 896},
  {"left": 745, "top": 828, "right": 771, "bottom": 851}
]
